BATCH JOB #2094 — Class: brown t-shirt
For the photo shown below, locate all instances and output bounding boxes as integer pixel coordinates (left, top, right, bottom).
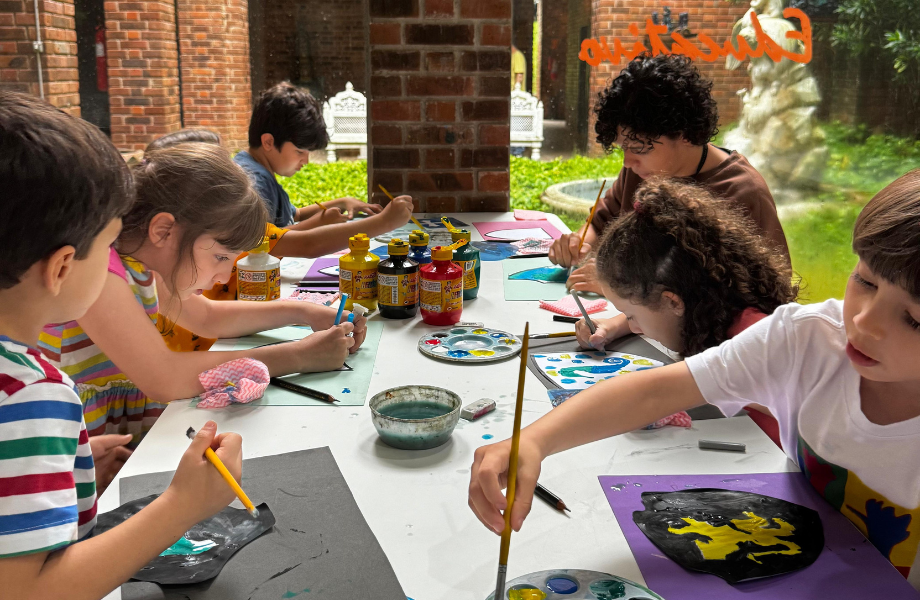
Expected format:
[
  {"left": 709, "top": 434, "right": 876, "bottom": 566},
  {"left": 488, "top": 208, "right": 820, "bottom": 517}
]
[{"left": 591, "top": 151, "right": 790, "bottom": 265}]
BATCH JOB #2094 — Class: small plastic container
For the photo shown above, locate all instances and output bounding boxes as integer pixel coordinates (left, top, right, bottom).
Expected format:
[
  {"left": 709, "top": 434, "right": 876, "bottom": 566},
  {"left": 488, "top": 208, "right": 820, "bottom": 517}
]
[{"left": 236, "top": 237, "right": 281, "bottom": 301}]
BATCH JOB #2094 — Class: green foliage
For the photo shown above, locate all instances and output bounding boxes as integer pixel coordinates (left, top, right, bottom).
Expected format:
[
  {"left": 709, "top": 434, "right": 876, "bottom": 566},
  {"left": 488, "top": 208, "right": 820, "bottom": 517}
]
[
  {"left": 821, "top": 122, "right": 920, "bottom": 193},
  {"left": 279, "top": 160, "right": 368, "bottom": 208}
]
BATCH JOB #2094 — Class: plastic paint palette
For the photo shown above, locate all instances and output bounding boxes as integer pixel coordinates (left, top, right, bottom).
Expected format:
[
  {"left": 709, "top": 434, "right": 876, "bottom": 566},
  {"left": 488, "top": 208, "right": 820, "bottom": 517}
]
[
  {"left": 418, "top": 327, "right": 522, "bottom": 363},
  {"left": 485, "top": 570, "right": 664, "bottom": 600}
]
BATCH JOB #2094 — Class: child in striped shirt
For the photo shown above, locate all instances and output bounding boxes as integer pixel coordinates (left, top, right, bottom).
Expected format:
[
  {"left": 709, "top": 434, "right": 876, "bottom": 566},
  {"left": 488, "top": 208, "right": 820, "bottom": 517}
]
[{"left": 0, "top": 92, "right": 244, "bottom": 600}]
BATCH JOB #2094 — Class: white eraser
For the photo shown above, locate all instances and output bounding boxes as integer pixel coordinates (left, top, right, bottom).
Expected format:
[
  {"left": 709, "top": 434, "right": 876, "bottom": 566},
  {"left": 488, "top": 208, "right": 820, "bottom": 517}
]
[{"left": 461, "top": 398, "right": 496, "bottom": 421}]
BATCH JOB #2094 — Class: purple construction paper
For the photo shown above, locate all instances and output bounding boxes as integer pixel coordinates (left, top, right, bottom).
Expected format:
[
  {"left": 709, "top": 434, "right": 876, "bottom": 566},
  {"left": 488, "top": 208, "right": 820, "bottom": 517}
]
[
  {"left": 599, "top": 472, "right": 918, "bottom": 599},
  {"left": 301, "top": 257, "right": 340, "bottom": 284}
]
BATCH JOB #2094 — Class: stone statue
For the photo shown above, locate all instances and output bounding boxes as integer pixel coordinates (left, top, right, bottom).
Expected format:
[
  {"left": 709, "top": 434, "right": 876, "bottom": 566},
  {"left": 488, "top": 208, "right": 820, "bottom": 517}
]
[{"left": 724, "top": 0, "right": 827, "bottom": 198}]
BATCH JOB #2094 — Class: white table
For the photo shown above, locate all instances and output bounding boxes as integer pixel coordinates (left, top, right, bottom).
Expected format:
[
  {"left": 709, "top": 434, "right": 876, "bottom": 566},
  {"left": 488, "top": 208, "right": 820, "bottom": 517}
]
[{"left": 100, "top": 213, "right": 793, "bottom": 600}]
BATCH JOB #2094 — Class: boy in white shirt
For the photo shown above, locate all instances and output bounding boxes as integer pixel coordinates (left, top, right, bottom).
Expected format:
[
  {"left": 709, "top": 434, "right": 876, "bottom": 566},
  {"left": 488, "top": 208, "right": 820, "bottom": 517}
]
[{"left": 469, "top": 169, "right": 920, "bottom": 589}]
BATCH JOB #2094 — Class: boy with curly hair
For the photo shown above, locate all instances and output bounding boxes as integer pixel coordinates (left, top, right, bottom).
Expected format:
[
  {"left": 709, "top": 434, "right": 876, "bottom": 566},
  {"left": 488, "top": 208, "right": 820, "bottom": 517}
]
[{"left": 549, "top": 53, "right": 790, "bottom": 294}]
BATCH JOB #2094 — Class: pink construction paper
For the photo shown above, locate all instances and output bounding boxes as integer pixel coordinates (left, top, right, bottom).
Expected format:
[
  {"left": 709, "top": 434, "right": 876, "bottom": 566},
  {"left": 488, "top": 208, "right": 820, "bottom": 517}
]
[{"left": 473, "top": 220, "right": 563, "bottom": 241}]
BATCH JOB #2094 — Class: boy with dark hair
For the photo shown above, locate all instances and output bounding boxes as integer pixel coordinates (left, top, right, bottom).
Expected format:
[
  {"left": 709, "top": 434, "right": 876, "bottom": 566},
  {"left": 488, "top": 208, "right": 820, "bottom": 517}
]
[
  {"left": 549, "top": 53, "right": 790, "bottom": 294},
  {"left": 0, "top": 91, "right": 244, "bottom": 599},
  {"left": 236, "top": 82, "right": 412, "bottom": 232}
]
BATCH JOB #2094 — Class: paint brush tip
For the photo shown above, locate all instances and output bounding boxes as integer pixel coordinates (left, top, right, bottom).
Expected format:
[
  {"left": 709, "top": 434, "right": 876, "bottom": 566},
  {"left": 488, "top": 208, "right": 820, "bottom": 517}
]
[{"left": 249, "top": 507, "right": 260, "bottom": 518}]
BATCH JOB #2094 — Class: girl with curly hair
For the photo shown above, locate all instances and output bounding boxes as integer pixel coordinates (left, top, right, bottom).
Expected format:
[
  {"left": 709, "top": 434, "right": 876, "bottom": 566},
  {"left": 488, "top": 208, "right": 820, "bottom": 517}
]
[{"left": 576, "top": 177, "right": 797, "bottom": 444}]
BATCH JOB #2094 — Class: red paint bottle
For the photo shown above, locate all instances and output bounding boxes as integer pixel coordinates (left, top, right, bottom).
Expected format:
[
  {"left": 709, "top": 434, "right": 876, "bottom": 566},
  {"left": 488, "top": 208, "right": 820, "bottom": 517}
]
[{"left": 419, "top": 243, "right": 464, "bottom": 326}]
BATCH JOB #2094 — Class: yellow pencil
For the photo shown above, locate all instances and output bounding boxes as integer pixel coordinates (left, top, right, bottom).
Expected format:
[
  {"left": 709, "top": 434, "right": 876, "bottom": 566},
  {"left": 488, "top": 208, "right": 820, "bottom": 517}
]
[
  {"left": 185, "top": 426, "right": 259, "bottom": 518},
  {"left": 378, "top": 184, "right": 425, "bottom": 231},
  {"left": 493, "top": 322, "right": 529, "bottom": 600},
  {"left": 578, "top": 179, "right": 606, "bottom": 250}
]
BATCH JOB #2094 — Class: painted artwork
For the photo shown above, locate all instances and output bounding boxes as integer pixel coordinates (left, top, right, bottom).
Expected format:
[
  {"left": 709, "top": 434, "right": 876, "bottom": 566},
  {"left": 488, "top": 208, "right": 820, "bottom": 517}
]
[
  {"left": 301, "top": 258, "right": 340, "bottom": 285},
  {"left": 473, "top": 220, "right": 563, "bottom": 242},
  {"left": 502, "top": 258, "right": 570, "bottom": 301},
  {"left": 532, "top": 351, "right": 665, "bottom": 391},
  {"left": 599, "top": 473, "right": 919, "bottom": 599},
  {"left": 632, "top": 489, "right": 824, "bottom": 583},
  {"left": 472, "top": 238, "right": 555, "bottom": 262},
  {"left": 509, "top": 265, "right": 569, "bottom": 283}
]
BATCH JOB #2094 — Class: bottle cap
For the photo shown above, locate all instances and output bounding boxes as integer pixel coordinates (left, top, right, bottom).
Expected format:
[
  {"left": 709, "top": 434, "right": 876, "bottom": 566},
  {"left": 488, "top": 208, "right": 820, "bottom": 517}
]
[
  {"left": 408, "top": 230, "right": 430, "bottom": 246},
  {"left": 431, "top": 239, "right": 466, "bottom": 261},
  {"left": 249, "top": 236, "right": 270, "bottom": 254},
  {"left": 388, "top": 238, "right": 410, "bottom": 256},
  {"left": 450, "top": 229, "right": 471, "bottom": 244},
  {"left": 348, "top": 233, "right": 370, "bottom": 251}
]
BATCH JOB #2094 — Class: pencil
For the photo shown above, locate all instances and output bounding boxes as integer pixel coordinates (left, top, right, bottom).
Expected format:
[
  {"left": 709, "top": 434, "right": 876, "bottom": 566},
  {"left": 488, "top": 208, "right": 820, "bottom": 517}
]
[
  {"left": 571, "top": 292, "right": 596, "bottom": 334},
  {"left": 333, "top": 293, "right": 348, "bottom": 326},
  {"left": 528, "top": 332, "right": 576, "bottom": 340},
  {"left": 568, "top": 179, "right": 606, "bottom": 278},
  {"left": 493, "top": 322, "right": 529, "bottom": 600},
  {"left": 535, "top": 482, "right": 571, "bottom": 512},
  {"left": 507, "top": 253, "right": 549, "bottom": 259},
  {"left": 378, "top": 184, "right": 425, "bottom": 231},
  {"left": 553, "top": 315, "right": 580, "bottom": 324},
  {"left": 185, "top": 426, "right": 259, "bottom": 518},
  {"left": 269, "top": 377, "right": 338, "bottom": 404}
]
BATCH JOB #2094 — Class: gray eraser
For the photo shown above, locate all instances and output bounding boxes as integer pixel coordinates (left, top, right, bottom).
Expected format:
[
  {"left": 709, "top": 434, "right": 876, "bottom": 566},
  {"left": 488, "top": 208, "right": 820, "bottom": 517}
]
[
  {"left": 699, "top": 439, "right": 746, "bottom": 453},
  {"left": 461, "top": 398, "right": 496, "bottom": 421}
]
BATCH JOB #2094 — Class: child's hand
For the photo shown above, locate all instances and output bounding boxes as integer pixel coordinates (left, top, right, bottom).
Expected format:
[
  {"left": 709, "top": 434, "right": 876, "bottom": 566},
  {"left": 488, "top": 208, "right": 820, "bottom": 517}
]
[
  {"left": 468, "top": 435, "right": 543, "bottom": 534},
  {"left": 293, "top": 323, "right": 355, "bottom": 372},
  {"left": 164, "top": 421, "right": 242, "bottom": 525},
  {"left": 89, "top": 434, "right": 133, "bottom": 495},
  {"left": 379, "top": 195, "right": 415, "bottom": 229},
  {"left": 566, "top": 258, "right": 602, "bottom": 294},
  {"left": 576, "top": 316, "right": 616, "bottom": 350},
  {"left": 318, "top": 206, "right": 348, "bottom": 226},
  {"left": 334, "top": 197, "right": 382, "bottom": 218},
  {"left": 549, "top": 234, "right": 591, "bottom": 268},
  {"left": 299, "top": 304, "right": 367, "bottom": 354}
]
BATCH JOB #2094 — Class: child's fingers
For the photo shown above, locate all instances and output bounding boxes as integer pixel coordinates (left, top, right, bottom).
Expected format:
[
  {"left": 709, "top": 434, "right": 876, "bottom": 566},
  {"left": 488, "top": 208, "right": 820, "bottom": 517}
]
[
  {"left": 92, "top": 433, "right": 134, "bottom": 451},
  {"left": 188, "top": 421, "right": 218, "bottom": 456}
]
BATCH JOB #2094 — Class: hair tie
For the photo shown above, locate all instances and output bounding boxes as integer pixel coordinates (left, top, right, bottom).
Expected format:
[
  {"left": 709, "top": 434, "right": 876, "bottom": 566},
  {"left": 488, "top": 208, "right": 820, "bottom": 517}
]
[{"left": 633, "top": 200, "right": 643, "bottom": 214}]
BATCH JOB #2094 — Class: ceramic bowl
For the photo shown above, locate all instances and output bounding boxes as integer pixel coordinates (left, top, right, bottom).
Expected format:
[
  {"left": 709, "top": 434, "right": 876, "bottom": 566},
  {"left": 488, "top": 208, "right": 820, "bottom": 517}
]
[{"left": 369, "top": 385, "right": 462, "bottom": 450}]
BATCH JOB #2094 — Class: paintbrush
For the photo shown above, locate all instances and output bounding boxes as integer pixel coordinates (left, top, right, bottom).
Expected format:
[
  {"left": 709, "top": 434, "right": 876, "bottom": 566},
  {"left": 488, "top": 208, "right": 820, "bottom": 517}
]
[
  {"left": 185, "top": 426, "right": 259, "bottom": 517},
  {"left": 568, "top": 179, "right": 606, "bottom": 278},
  {"left": 528, "top": 332, "right": 576, "bottom": 340},
  {"left": 378, "top": 184, "right": 425, "bottom": 232},
  {"left": 493, "top": 322, "right": 530, "bottom": 600},
  {"left": 571, "top": 292, "right": 597, "bottom": 334},
  {"left": 269, "top": 377, "right": 338, "bottom": 404},
  {"left": 333, "top": 293, "right": 348, "bottom": 326}
]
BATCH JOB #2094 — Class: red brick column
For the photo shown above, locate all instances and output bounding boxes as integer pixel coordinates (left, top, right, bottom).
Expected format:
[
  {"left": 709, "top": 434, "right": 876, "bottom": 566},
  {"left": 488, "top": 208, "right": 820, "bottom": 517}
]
[
  {"left": 176, "top": 0, "right": 252, "bottom": 150},
  {"left": 105, "top": 0, "right": 181, "bottom": 150},
  {"left": 368, "top": 0, "right": 512, "bottom": 213},
  {"left": 0, "top": 0, "right": 80, "bottom": 115}
]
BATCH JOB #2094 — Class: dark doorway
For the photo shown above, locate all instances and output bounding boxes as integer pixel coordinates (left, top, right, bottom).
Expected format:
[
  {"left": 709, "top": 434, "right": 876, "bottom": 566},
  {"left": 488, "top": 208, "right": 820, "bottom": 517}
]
[
  {"left": 75, "top": 0, "right": 110, "bottom": 134},
  {"left": 576, "top": 24, "right": 589, "bottom": 153}
]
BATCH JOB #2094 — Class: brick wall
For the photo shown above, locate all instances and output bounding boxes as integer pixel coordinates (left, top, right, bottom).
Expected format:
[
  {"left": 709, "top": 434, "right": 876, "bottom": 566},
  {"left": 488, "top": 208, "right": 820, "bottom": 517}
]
[
  {"left": 177, "top": 0, "right": 251, "bottom": 150},
  {"left": 105, "top": 1, "right": 181, "bottom": 150},
  {"left": 257, "top": 0, "right": 366, "bottom": 100},
  {"left": 368, "top": 0, "right": 512, "bottom": 213},
  {"left": 0, "top": 0, "right": 79, "bottom": 115}
]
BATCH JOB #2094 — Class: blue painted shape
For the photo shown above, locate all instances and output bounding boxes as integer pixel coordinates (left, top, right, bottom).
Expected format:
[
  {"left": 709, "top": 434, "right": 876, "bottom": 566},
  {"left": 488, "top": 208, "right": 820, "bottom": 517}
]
[
  {"left": 556, "top": 362, "right": 628, "bottom": 378},
  {"left": 472, "top": 241, "right": 517, "bottom": 261},
  {"left": 547, "top": 358, "right": 562, "bottom": 362},
  {"left": 482, "top": 434, "right": 494, "bottom": 440},
  {"left": 603, "top": 357, "right": 629, "bottom": 368},
  {"left": 546, "top": 577, "right": 579, "bottom": 594},
  {"left": 447, "top": 350, "right": 471, "bottom": 358},
  {"left": 533, "top": 354, "right": 546, "bottom": 358},
  {"left": 159, "top": 536, "right": 216, "bottom": 557},
  {"left": 342, "top": 388, "right": 351, "bottom": 393},
  {"left": 570, "top": 359, "right": 583, "bottom": 364},
  {"left": 593, "top": 351, "right": 606, "bottom": 356},
  {"left": 560, "top": 378, "right": 577, "bottom": 384},
  {"left": 575, "top": 354, "right": 591, "bottom": 359},
  {"left": 508, "top": 266, "right": 568, "bottom": 283}
]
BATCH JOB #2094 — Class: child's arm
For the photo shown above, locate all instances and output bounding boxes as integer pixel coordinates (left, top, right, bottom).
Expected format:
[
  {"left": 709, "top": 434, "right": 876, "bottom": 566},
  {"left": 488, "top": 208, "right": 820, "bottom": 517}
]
[
  {"left": 468, "top": 362, "right": 706, "bottom": 534},
  {"left": 575, "top": 313, "right": 631, "bottom": 350},
  {"left": 326, "top": 197, "right": 383, "bottom": 217},
  {"left": 292, "top": 206, "right": 348, "bottom": 230},
  {"left": 0, "top": 423, "right": 240, "bottom": 600},
  {"left": 78, "top": 273, "right": 355, "bottom": 402},
  {"left": 271, "top": 195, "right": 414, "bottom": 257}
]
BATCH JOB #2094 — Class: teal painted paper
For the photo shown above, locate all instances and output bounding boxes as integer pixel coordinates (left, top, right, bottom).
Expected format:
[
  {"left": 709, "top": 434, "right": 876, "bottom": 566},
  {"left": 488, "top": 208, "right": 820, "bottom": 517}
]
[{"left": 502, "top": 257, "right": 569, "bottom": 301}]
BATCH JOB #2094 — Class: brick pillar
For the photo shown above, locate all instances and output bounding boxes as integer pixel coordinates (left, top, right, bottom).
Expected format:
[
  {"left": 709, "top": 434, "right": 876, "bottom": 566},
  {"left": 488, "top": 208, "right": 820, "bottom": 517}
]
[
  {"left": 368, "top": 0, "right": 511, "bottom": 213},
  {"left": 105, "top": 1, "right": 182, "bottom": 150},
  {"left": 176, "top": 0, "right": 252, "bottom": 150},
  {"left": 0, "top": 0, "right": 80, "bottom": 115}
]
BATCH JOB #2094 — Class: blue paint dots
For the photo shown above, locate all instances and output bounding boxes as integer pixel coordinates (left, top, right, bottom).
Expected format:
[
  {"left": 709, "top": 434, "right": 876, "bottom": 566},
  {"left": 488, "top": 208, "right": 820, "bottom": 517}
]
[
  {"left": 490, "top": 333, "right": 504, "bottom": 338},
  {"left": 533, "top": 354, "right": 546, "bottom": 358},
  {"left": 482, "top": 434, "right": 494, "bottom": 440},
  {"left": 586, "top": 380, "right": 595, "bottom": 385},
  {"left": 570, "top": 359, "right": 583, "bottom": 364},
  {"left": 447, "top": 349, "right": 471, "bottom": 358},
  {"left": 575, "top": 354, "right": 591, "bottom": 359},
  {"left": 342, "top": 388, "right": 351, "bottom": 394},
  {"left": 546, "top": 577, "right": 579, "bottom": 594},
  {"left": 593, "top": 351, "right": 606, "bottom": 357},
  {"left": 560, "top": 378, "right": 576, "bottom": 384},
  {"left": 547, "top": 358, "right": 562, "bottom": 362}
]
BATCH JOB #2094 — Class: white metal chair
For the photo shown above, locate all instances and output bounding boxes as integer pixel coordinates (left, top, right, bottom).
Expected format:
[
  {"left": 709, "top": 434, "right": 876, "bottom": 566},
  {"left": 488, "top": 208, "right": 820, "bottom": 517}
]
[
  {"left": 510, "top": 83, "right": 544, "bottom": 160},
  {"left": 322, "top": 82, "right": 367, "bottom": 162}
]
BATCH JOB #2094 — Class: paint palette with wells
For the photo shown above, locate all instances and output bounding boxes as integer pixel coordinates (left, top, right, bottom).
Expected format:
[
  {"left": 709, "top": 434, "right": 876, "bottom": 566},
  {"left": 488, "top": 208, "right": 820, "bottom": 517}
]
[
  {"left": 484, "top": 569, "right": 664, "bottom": 600},
  {"left": 418, "top": 327, "right": 522, "bottom": 363}
]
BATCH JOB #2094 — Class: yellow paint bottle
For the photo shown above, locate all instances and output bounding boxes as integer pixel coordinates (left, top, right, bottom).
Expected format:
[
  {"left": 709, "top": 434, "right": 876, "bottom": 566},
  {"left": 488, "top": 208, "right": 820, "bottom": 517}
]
[
  {"left": 236, "top": 237, "right": 281, "bottom": 301},
  {"left": 339, "top": 233, "right": 380, "bottom": 311}
]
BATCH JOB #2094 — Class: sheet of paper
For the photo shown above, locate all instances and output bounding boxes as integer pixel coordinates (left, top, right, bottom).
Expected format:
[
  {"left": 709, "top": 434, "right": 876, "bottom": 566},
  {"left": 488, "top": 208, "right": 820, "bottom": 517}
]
[
  {"left": 501, "top": 257, "right": 569, "bottom": 301},
  {"left": 599, "top": 473, "right": 917, "bottom": 599},
  {"left": 531, "top": 350, "right": 665, "bottom": 390},
  {"left": 198, "top": 322, "right": 384, "bottom": 406},
  {"left": 473, "top": 219, "right": 563, "bottom": 241},
  {"left": 116, "top": 448, "right": 406, "bottom": 600}
]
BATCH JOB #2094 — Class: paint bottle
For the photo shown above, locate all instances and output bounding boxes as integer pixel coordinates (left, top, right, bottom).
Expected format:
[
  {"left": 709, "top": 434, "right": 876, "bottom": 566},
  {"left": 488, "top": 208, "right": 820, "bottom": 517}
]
[
  {"left": 408, "top": 230, "right": 431, "bottom": 265},
  {"left": 377, "top": 238, "right": 419, "bottom": 319},
  {"left": 419, "top": 241, "right": 465, "bottom": 326},
  {"left": 339, "top": 233, "right": 379, "bottom": 311},
  {"left": 449, "top": 228, "right": 481, "bottom": 300},
  {"left": 236, "top": 237, "right": 280, "bottom": 301}
]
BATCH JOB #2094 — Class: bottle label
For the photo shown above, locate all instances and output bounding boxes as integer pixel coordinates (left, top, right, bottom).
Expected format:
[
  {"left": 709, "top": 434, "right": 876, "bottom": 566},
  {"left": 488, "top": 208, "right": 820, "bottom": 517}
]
[
  {"left": 351, "top": 268, "right": 377, "bottom": 301},
  {"left": 238, "top": 267, "right": 280, "bottom": 301},
  {"left": 378, "top": 272, "right": 418, "bottom": 307},
  {"left": 339, "top": 268, "right": 353, "bottom": 298},
  {"left": 458, "top": 259, "right": 478, "bottom": 289},
  {"left": 420, "top": 277, "right": 462, "bottom": 313}
]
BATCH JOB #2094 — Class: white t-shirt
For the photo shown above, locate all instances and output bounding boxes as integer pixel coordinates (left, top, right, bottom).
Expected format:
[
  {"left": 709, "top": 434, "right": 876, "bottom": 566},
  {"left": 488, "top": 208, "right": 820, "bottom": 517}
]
[{"left": 686, "top": 300, "right": 920, "bottom": 589}]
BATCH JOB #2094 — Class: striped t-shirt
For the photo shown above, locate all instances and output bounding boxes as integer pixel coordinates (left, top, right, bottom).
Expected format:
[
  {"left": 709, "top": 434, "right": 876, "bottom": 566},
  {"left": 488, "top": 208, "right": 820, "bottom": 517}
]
[
  {"left": 0, "top": 336, "right": 97, "bottom": 557},
  {"left": 39, "top": 248, "right": 168, "bottom": 442}
]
